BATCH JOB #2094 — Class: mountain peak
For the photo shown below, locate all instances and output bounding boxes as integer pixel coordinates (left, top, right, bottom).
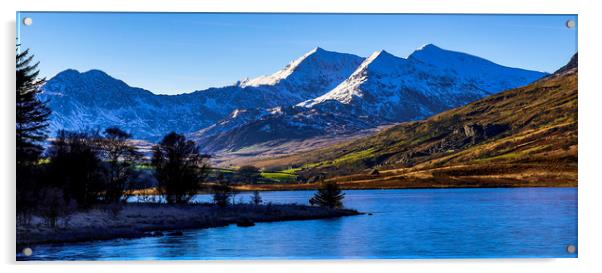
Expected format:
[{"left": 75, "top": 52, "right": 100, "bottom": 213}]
[
  {"left": 310, "top": 46, "right": 325, "bottom": 53},
  {"left": 300, "top": 46, "right": 337, "bottom": 60},
  {"left": 238, "top": 48, "right": 325, "bottom": 87},
  {"left": 54, "top": 69, "right": 114, "bottom": 81},
  {"left": 368, "top": 49, "right": 394, "bottom": 59},
  {"left": 417, "top": 43, "right": 442, "bottom": 51},
  {"left": 408, "top": 44, "right": 464, "bottom": 62},
  {"left": 44, "top": 68, "right": 148, "bottom": 99},
  {"left": 356, "top": 49, "right": 405, "bottom": 74},
  {"left": 408, "top": 44, "right": 549, "bottom": 83},
  {"left": 298, "top": 50, "right": 406, "bottom": 107},
  {"left": 299, "top": 44, "right": 546, "bottom": 111},
  {"left": 238, "top": 47, "right": 363, "bottom": 89},
  {"left": 82, "top": 69, "right": 110, "bottom": 77},
  {"left": 301, "top": 46, "right": 324, "bottom": 59},
  {"left": 54, "top": 69, "right": 81, "bottom": 79}
]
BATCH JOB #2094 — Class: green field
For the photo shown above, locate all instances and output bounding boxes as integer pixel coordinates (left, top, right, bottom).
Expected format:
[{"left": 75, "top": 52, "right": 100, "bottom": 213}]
[{"left": 260, "top": 171, "right": 298, "bottom": 183}]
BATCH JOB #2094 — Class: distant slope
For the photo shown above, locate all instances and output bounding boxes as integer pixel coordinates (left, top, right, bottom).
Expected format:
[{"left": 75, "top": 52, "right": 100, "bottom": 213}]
[
  {"left": 258, "top": 53, "right": 577, "bottom": 189},
  {"left": 193, "top": 44, "right": 547, "bottom": 153}
]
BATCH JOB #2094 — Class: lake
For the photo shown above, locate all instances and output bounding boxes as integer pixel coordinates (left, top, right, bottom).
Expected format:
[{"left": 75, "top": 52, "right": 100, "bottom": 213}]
[{"left": 21, "top": 187, "right": 577, "bottom": 260}]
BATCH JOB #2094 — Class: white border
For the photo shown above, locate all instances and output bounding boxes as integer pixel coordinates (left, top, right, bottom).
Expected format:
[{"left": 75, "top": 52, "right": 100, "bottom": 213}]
[{"left": 2, "top": 0, "right": 601, "bottom": 272}]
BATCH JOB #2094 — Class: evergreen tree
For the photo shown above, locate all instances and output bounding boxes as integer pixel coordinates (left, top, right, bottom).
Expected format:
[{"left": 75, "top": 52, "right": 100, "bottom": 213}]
[
  {"left": 16, "top": 47, "right": 50, "bottom": 218},
  {"left": 152, "top": 132, "right": 209, "bottom": 204},
  {"left": 309, "top": 181, "right": 344, "bottom": 209},
  {"left": 16, "top": 48, "right": 50, "bottom": 166}
]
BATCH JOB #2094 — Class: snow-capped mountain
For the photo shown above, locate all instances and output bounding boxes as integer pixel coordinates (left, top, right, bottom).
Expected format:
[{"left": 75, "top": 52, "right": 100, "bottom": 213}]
[
  {"left": 42, "top": 48, "right": 364, "bottom": 140},
  {"left": 238, "top": 47, "right": 364, "bottom": 100},
  {"left": 194, "top": 44, "right": 547, "bottom": 152},
  {"left": 42, "top": 69, "right": 212, "bottom": 141},
  {"left": 299, "top": 44, "right": 547, "bottom": 121}
]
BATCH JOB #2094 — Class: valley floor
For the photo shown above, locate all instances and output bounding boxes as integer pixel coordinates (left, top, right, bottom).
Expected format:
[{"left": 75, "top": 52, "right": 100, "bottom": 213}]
[{"left": 16, "top": 203, "right": 359, "bottom": 246}]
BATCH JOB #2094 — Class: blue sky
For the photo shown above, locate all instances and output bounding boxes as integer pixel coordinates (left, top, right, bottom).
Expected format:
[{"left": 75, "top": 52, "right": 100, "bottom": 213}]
[{"left": 17, "top": 13, "right": 577, "bottom": 95}]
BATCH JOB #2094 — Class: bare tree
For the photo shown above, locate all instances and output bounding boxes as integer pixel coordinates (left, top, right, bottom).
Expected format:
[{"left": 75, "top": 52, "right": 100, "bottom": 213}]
[{"left": 98, "top": 127, "right": 141, "bottom": 203}]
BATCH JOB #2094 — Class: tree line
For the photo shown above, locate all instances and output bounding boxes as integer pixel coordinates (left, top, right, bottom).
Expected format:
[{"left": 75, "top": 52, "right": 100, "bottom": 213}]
[{"left": 16, "top": 47, "right": 345, "bottom": 226}]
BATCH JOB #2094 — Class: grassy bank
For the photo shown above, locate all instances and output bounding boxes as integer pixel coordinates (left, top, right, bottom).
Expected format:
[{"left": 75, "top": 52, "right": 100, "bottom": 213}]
[{"left": 17, "top": 203, "right": 360, "bottom": 246}]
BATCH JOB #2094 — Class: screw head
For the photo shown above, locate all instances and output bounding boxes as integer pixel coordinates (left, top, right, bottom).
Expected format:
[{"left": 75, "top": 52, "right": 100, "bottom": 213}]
[
  {"left": 22, "top": 247, "right": 32, "bottom": 256},
  {"left": 566, "top": 244, "right": 576, "bottom": 254},
  {"left": 23, "top": 17, "right": 33, "bottom": 26},
  {"left": 566, "top": 20, "right": 575, "bottom": 29}
]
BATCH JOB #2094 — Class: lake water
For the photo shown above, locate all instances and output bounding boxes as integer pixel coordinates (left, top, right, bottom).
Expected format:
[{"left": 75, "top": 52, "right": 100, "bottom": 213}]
[{"left": 21, "top": 188, "right": 577, "bottom": 260}]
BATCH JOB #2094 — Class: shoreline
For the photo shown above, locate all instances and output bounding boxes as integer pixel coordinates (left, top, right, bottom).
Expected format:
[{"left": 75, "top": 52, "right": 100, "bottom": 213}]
[
  {"left": 128, "top": 182, "right": 578, "bottom": 196},
  {"left": 17, "top": 203, "right": 360, "bottom": 247},
  {"left": 233, "top": 183, "right": 578, "bottom": 192},
  {"left": 232, "top": 176, "right": 577, "bottom": 191}
]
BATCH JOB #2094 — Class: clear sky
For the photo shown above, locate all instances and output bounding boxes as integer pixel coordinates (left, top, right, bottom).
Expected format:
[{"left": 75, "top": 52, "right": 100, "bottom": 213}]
[{"left": 17, "top": 13, "right": 577, "bottom": 95}]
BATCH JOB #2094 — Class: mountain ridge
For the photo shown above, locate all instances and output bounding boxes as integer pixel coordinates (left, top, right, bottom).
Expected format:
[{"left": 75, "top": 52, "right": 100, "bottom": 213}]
[
  {"left": 42, "top": 48, "right": 364, "bottom": 140},
  {"left": 196, "top": 45, "right": 547, "bottom": 153},
  {"left": 42, "top": 45, "right": 548, "bottom": 145}
]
